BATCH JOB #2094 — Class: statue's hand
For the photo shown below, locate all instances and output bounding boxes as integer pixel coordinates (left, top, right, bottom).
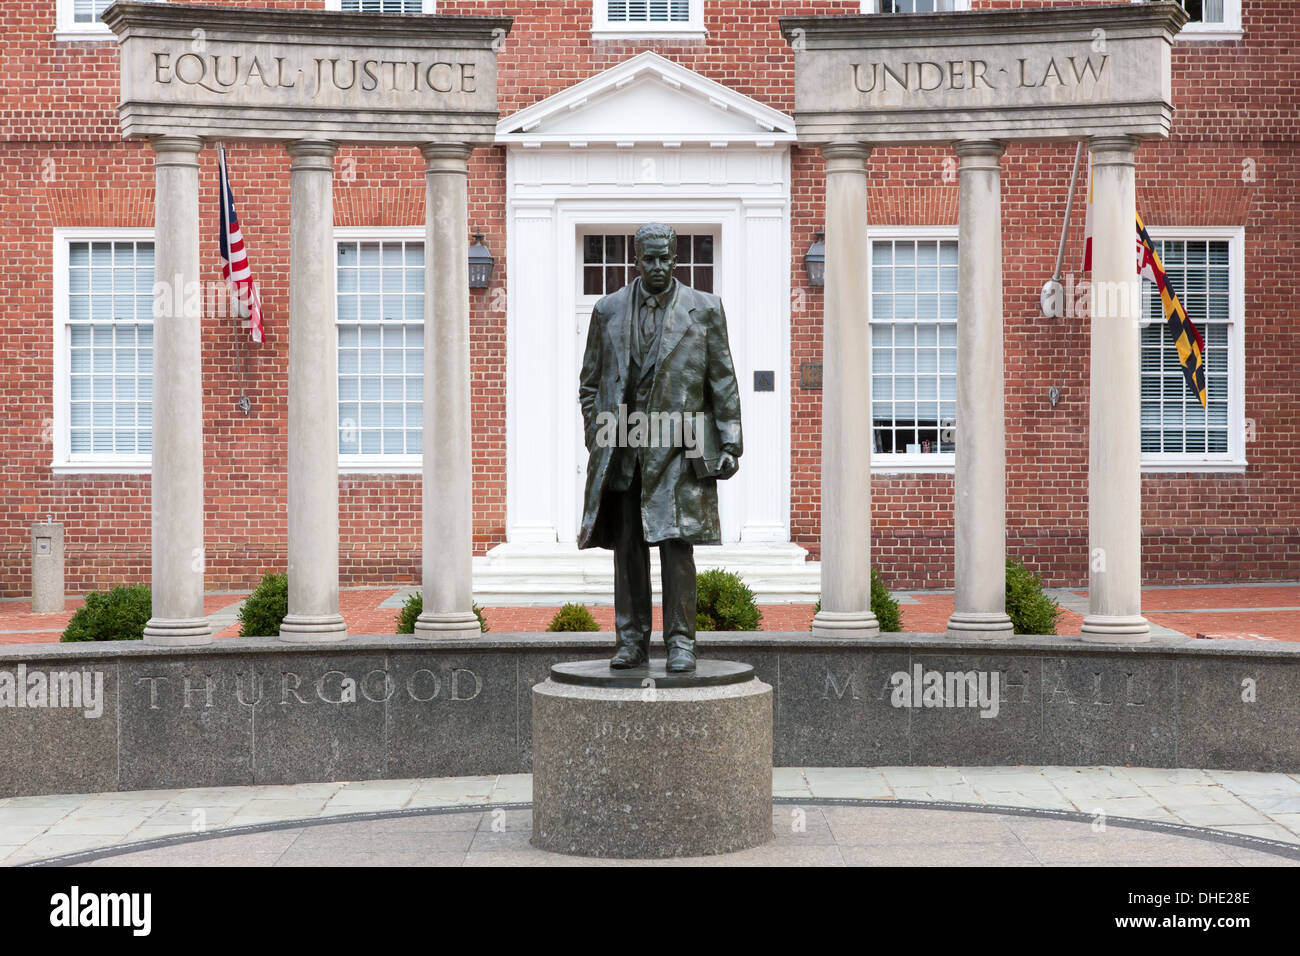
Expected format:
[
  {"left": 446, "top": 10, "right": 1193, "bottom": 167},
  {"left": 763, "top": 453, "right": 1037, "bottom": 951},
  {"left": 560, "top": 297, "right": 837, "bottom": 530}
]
[{"left": 716, "top": 451, "right": 739, "bottom": 480}]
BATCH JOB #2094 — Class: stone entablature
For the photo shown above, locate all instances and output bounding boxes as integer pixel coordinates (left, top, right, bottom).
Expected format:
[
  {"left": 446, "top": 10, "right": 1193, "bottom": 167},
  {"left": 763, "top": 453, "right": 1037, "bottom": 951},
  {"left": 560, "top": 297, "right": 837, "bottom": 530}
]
[
  {"left": 779, "top": 2, "right": 1187, "bottom": 145},
  {"left": 104, "top": 1, "right": 512, "bottom": 144}
]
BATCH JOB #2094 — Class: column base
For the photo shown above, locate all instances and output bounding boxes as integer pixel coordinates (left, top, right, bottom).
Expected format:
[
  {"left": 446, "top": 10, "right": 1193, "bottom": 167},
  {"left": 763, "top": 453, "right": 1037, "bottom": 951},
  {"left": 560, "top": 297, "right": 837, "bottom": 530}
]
[
  {"left": 414, "top": 611, "right": 482, "bottom": 639},
  {"left": 946, "top": 611, "right": 1014, "bottom": 638},
  {"left": 811, "top": 609, "right": 880, "bottom": 639},
  {"left": 278, "top": 614, "right": 348, "bottom": 644},
  {"left": 1080, "top": 614, "right": 1151, "bottom": 644},
  {"left": 143, "top": 617, "right": 212, "bottom": 646}
]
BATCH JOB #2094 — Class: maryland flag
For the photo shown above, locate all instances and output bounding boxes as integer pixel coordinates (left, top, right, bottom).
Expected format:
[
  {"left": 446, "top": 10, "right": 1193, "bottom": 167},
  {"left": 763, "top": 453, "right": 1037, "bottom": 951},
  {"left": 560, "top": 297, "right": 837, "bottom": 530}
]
[{"left": 1136, "top": 213, "right": 1207, "bottom": 409}]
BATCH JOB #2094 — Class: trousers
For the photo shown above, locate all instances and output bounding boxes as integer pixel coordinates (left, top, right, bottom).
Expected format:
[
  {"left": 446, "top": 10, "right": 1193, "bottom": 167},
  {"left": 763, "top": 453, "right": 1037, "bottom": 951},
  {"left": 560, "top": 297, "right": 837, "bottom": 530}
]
[{"left": 604, "top": 465, "right": 696, "bottom": 653}]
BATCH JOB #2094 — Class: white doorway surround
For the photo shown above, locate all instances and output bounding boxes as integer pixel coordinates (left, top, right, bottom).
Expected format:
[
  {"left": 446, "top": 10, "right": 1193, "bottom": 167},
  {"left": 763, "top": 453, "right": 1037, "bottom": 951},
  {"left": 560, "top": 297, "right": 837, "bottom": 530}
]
[{"left": 481, "top": 52, "right": 818, "bottom": 604}]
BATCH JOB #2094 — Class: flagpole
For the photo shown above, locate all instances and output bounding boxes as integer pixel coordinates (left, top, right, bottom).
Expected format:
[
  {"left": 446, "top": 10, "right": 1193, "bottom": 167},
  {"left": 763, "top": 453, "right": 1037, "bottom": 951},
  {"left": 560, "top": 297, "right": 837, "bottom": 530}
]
[
  {"left": 219, "top": 142, "right": 253, "bottom": 416},
  {"left": 1052, "top": 139, "right": 1084, "bottom": 284}
]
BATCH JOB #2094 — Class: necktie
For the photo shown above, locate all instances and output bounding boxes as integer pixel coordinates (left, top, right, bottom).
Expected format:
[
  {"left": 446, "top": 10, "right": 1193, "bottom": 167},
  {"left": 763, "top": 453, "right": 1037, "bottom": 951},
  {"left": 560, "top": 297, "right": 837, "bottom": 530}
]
[{"left": 641, "top": 297, "right": 658, "bottom": 348}]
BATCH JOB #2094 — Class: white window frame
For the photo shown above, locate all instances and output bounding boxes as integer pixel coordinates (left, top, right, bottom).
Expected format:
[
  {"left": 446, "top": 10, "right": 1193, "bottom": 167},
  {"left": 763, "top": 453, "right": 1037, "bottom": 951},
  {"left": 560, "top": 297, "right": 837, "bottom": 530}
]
[
  {"left": 51, "top": 227, "right": 155, "bottom": 474},
  {"left": 55, "top": 0, "right": 167, "bottom": 41},
  {"left": 335, "top": 226, "right": 425, "bottom": 475},
  {"left": 325, "top": 1, "right": 438, "bottom": 12},
  {"left": 1131, "top": 0, "right": 1242, "bottom": 42},
  {"left": 592, "top": 0, "right": 706, "bottom": 40},
  {"left": 1139, "top": 225, "right": 1246, "bottom": 473},
  {"left": 860, "top": 1, "right": 972, "bottom": 13},
  {"left": 868, "top": 225, "right": 959, "bottom": 474}
]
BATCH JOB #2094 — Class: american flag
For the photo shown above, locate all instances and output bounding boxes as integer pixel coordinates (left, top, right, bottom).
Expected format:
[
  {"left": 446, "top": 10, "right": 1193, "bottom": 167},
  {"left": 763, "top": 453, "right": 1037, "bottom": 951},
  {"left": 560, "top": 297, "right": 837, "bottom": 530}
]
[
  {"left": 217, "top": 144, "right": 263, "bottom": 343},
  {"left": 1081, "top": 152, "right": 1094, "bottom": 272}
]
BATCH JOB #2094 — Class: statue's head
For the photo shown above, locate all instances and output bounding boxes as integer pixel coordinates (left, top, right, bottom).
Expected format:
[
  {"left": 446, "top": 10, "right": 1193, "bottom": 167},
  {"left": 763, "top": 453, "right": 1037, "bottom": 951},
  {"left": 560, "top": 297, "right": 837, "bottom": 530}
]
[{"left": 633, "top": 222, "right": 677, "bottom": 295}]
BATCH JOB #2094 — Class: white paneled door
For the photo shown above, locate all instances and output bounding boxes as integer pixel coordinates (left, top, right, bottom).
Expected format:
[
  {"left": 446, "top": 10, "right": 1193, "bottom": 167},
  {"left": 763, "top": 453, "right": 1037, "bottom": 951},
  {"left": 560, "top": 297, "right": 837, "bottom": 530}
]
[{"left": 574, "top": 227, "right": 735, "bottom": 542}]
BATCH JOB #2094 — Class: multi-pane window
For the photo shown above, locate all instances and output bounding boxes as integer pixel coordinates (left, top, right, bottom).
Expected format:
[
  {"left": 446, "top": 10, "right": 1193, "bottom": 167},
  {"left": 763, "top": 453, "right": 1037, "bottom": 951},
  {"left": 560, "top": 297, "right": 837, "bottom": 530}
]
[
  {"left": 334, "top": 0, "right": 433, "bottom": 12},
  {"left": 1140, "top": 237, "right": 1234, "bottom": 461},
  {"left": 336, "top": 239, "right": 424, "bottom": 461},
  {"left": 65, "top": 240, "right": 154, "bottom": 460},
  {"left": 605, "top": 0, "right": 691, "bottom": 24},
  {"left": 872, "top": 1, "right": 963, "bottom": 12},
  {"left": 71, "top": 0, "right": 113, "bottom": 23},
  {"left": 1130, "top": 0, "right": 1240, "bottom": 36},
  {"left": 594, "top": 0, "right": 702, "bottom": 33},
  {"left": 582, "top": 233, "right": 715, "bottom": 296},
  {"left": 870, "top": 237, "right": 958, "bottom": 461},
  {"left": 1167, "top": 0, "right": 1228, "bottom": 24},
  {"left": 57, "top": 0, "right": 168, "bottom": 34}
]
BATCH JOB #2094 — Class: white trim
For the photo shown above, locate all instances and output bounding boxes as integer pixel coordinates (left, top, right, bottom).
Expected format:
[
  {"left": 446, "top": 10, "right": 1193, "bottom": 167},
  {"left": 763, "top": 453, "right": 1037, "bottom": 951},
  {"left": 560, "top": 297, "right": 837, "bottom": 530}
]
[
  {"left": 323, "top": 0, "right": 438, "bottom": 11},
  {"left": 51, "top": 227, "right": 155, "bottom": 474},
  {"left": 867, "top": 225, "right": 960, "bottom": 472},
  {"left": 503, "top": 155, "right": 792, "bottom": 547},
  {"left": 1130, "top": 0, "right": 1242, "bottom": 41},
  {"left": 334, "top": 225, "right": 423, "bottom": 242},
  {"left": 333, "top": 226, "right": 425, "bottom": 472},
  {"left": 592, "top": 0, "right": 705, "bottom": 39},
  {"left": 339, "top": 460, "right": 422, "bottom": 475},
  {"left": 495, "top": 51, "right": 796, "bottom": 148},
  {"left": 860, "top": 1, "right": 972, "bottom": 12},
  {"left": 1138, "top": 225, "right": 1247, "bottom": 472}
]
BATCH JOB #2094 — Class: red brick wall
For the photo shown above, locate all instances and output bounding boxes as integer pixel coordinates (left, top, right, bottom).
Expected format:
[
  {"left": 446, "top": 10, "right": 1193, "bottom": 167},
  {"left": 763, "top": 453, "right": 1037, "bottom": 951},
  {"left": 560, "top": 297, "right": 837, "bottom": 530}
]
[{"left": 0, "top": 0, "right": 1295, "bottom": 596}]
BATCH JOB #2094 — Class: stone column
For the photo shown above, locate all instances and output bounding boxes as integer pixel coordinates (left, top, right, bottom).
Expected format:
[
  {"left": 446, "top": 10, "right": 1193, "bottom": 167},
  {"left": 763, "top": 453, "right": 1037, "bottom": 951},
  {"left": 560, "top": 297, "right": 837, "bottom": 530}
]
[
  {"left": 144, "top": 135, "right": 211, "bottom": 646},
  {"left": 279, "top": 140, "right": 347, "bottom": 643},
  {"left": 1081, "top": 136, "right": 1149, "bottom": 643},
  {"left": 811, "top": 143, "right": 879, "bottom": 638},
  {"left": 415, "top": 144, "right": 480, "bottom": 637},
  {"left": 947, "top": 141, "right": 1013, "bottom": 638}
]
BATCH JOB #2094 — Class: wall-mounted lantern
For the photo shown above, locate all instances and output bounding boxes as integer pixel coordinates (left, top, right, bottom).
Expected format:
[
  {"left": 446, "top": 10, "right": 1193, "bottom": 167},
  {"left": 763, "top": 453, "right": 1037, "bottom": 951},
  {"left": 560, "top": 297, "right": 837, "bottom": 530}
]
[
  {"left": 804, "top": 230, "right": 826, "bottom": 287},
  {"left": 468, "top": 232, "right": 494, "bottom": 289}
]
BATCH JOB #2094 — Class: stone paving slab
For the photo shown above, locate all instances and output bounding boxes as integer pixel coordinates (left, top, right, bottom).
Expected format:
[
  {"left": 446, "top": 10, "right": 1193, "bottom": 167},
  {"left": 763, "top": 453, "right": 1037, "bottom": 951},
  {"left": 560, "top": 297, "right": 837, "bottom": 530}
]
[
  {"left": 6, "top": 765, "right": 1300, "bottom": 865},
  {"left": 38, "top": 804, "right": 1300, "bottom": 868}
]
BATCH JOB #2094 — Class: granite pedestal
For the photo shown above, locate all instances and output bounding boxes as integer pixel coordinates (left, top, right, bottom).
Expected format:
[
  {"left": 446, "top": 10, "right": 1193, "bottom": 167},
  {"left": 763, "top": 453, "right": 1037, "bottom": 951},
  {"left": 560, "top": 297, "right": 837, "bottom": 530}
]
[{"left": 531, "top": 659, "right": 773, "bottom": 858}]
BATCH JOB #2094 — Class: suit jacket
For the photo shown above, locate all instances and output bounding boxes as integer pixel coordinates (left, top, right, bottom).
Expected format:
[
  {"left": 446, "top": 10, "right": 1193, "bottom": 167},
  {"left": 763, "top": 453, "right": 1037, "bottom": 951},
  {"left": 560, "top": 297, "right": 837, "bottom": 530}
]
[{"left": 578, "top": 277, "right": 743, "bottom": 548}]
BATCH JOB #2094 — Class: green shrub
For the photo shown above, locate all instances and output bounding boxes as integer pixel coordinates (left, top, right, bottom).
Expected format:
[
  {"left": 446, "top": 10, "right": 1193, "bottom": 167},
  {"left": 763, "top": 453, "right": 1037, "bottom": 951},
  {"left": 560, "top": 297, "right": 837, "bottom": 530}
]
[
  {"left": 238, "top": 571, "right": 288, "bottom": 637},
  {"left": 395, "top": 591, "right": 489, "bottom": 633},
  {"left": 546, "top": 603, "right": 600, "bottom": 632},
  {"left": 813, "top": 567, "right": 903, "bottom": 632},
  {"left": 870, "top": 567, "right": 903, "bottom": 632},
  {"left": 61, "top": 584, "right": 151, "bottom": 642},
  {"left": 1005, "top": 557, "right": 1063, "bottom": 635},
  {"left": 696, "top": 569, "right": 762, "bottom": 632}
]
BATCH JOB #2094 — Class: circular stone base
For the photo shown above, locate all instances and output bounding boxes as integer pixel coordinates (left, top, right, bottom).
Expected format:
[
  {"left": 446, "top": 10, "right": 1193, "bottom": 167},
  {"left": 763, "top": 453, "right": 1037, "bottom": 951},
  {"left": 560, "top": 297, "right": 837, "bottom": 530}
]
[
  {"left": 531, "top": 661, "right": 773, "bottom": 859},
  {"left": 550, "top": 658, "right": 754, "bottom": 689}
]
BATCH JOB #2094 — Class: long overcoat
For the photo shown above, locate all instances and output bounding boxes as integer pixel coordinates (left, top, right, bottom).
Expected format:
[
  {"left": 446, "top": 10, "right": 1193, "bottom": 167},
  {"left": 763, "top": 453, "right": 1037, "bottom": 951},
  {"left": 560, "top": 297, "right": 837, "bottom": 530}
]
[{"left": 578, "top": 278, "right": 743, "bottom": 548}]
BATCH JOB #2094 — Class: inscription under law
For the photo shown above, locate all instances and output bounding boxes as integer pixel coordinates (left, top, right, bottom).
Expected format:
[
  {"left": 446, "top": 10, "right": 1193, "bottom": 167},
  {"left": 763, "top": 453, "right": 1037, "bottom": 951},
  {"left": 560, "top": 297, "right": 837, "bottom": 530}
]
[
  {"left": 851, "top": 54, "right": 1108, "bottom": 95},
  {"left": 152, "top": 50, "right": 477, "bottom": 98}
]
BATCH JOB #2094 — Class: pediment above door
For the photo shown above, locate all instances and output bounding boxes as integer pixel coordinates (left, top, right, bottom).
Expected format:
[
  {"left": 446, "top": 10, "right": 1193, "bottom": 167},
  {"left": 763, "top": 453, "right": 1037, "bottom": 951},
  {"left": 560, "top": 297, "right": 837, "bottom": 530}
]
[{"left": 495, "top": 52, "right": 796, "bottom": 148}]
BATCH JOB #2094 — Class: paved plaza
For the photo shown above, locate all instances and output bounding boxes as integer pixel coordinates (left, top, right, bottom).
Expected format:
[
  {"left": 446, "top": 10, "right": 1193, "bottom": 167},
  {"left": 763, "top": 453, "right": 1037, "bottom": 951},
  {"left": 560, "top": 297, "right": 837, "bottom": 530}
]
[
  {"left": 4, "top": 581, "right": 1298, "bottom": 645},
  {"left": 5, "top": 767, "right": 1300, "bottom": 867}
]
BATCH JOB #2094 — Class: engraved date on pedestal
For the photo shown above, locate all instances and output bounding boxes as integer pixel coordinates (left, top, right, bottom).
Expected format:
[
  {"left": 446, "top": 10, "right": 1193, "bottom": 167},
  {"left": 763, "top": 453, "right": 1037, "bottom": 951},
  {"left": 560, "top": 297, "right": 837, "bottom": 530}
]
[{"left": 596, "top": 721, "right": 709, "bottom": 743}]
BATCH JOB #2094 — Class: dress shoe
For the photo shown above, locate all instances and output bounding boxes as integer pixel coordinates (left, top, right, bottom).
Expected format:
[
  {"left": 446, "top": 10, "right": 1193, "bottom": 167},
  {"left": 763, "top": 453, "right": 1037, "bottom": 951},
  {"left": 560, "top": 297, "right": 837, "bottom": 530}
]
[
  {"left": 610, "top": 642, "right": 649, "bottom": 669},
  {"left": 666, "top": 644, "right": 696, "bottom": 673}
]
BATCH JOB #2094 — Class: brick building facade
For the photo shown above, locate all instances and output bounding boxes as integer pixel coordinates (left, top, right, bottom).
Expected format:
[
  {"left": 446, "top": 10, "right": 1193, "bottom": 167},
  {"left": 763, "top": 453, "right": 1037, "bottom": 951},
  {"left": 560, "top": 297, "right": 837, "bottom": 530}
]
[{"left": 1, "top": 0, "right": 1295, "bottom": 599}]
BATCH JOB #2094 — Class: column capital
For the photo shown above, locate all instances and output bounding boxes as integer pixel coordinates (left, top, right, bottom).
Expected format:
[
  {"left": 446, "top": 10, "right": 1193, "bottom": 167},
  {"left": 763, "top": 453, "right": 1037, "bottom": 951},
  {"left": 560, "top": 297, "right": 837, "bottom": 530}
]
[
  {"left": 819, "top": 141, "right": 871, "bottom": 168},
  {"left": 954, "top": 139, "right": 1005, "bottom": 163},
  {"left": 285, "top": 139, "right": 337, "bottom": 170},
  {"left": 421, "top": 142, "right": 473, "bottom": 169},
  {"left": 1088, "top": 135, "right": 1139, "bottom": 166},
  {"left": 149, "top": 135, "right": 203, "bottom": 165}
]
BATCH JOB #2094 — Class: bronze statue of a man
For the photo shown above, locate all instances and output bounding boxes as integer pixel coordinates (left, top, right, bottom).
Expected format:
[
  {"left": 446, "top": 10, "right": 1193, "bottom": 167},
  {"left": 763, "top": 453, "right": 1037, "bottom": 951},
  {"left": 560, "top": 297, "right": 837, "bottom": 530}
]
[{"left": 578, "top": 223, "right": 743, "bottom": 673}]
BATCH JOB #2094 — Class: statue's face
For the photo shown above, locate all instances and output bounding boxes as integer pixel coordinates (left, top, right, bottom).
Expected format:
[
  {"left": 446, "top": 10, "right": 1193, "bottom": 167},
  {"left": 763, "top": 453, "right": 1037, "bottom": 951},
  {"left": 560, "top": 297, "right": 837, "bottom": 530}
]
[{"left": 636, "top": 237, "right": 676, "bottom": 294}]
